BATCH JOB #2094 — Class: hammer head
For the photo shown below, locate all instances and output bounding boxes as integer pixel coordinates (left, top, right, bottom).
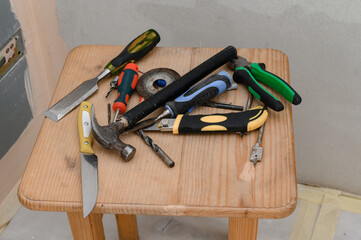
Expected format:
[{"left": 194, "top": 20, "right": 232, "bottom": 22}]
[
  {"left": 227, "top": 56, "right": 251, "bottom": 71},
  {"left": 91, "top": 105, "right": 136, "bottom": 161}
]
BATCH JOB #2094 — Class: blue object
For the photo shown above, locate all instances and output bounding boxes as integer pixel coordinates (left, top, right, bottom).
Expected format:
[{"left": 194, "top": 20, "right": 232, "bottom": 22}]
[{"left": 154, "top": 79, "right": 167, "bottom": 87}]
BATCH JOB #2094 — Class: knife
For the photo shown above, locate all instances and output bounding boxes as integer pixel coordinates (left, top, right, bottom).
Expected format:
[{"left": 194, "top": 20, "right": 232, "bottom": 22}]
[
  {"left": 78, "top": 101, "right": 98, "bottom": 218},
  {"left": 44, "top": 29, "right": 160, "bottom": 122},
  {"left": 143, "top": 106, "right": 268, "bottom": 135}
]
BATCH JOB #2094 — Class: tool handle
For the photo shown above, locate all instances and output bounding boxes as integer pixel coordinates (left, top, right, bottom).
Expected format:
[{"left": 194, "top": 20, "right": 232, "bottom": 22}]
[
  {"left": 250, "top": 63, "right": 302, "bottom": 105},
  {"left": 172, "top": 106, "right": 267, "bottom": 134},
  {"left": 122, "top": 46, "right": 238, "bottom": 126},
  {"left": 233, "top": 66, "right": 284, "bottom": 111},
  {"left": 78, "top": 101, "right": 94, "bottom": 154},
  {"left": 105, "top": 29, "right": 160, "bottom": 76},
  {"left": 165, "top": 70, "right": 232, "bottom": 117},
  {"left": 113, "top": 63, "right": 139, "bottom": 114}
]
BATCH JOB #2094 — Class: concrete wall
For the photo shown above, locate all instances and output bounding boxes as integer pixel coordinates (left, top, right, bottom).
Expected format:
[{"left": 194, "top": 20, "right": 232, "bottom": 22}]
[{"left": 55, "top": 0, "right": 361, "bottom": 194}]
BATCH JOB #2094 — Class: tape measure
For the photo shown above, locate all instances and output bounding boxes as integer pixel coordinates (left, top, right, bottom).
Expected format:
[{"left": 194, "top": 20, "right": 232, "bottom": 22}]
[{"left": 136, "top": 68, "right": 180, "bottom": 99}]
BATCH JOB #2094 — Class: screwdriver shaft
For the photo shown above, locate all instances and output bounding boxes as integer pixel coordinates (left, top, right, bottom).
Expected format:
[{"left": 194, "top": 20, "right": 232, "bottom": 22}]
[
  {"left": 107, "top": 103, "right": 111, "bottom": 124},
  {"left": 113, "top": 109, "right": 120, "bottom": 122},
  {"left": 202, "top": 101, "right": 243, "bottom": 111}
]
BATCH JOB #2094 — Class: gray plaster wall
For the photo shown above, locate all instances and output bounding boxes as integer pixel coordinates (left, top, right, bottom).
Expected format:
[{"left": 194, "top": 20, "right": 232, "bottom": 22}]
[
  {"left": 0, "top": 0, "right": 32, "bottom": 159},
  {"left": 56, "top": 0, "right": 361, "bottom": 194}
]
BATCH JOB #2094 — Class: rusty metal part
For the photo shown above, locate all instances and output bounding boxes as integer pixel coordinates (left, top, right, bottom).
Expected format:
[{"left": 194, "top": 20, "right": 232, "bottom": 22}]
[
  {"left": 91, "top": 106, "right": 135, "bottom": 161},
  {"left": 227, "top": 55, "right": 251, "bottom": 71},
  {"left": 136, "top": 68, "right": 180, "bottom": 99}
]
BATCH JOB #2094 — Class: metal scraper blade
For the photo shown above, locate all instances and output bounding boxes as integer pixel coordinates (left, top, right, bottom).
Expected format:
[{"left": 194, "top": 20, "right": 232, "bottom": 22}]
[{"left": 44, "top": 78, "right": 99, "bottom": 122}]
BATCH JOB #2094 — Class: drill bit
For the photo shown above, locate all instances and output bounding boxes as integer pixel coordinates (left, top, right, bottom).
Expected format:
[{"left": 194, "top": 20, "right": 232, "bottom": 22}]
[
  {"left": 107, "top": 103, "right": 111, "bottom": 124},
  {"left": 137, "top": 129, "right": 175, "bottom": 168}
]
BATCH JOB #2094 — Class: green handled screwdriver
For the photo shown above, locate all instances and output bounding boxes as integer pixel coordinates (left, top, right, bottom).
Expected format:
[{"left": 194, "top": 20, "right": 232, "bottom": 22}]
[{"left": 44, "top": 29, "right": 160, "bottom": 122}]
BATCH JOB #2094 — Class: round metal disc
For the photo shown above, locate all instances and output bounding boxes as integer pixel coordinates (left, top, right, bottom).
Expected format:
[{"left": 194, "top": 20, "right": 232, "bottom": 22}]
[{"left": 137, "top": 68, "right": 180, "bottom": 99}]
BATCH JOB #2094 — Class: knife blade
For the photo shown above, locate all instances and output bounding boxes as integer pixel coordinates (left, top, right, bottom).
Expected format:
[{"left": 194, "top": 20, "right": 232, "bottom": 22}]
[
  {"left": 78, "top": 101, "right": 98, "bottom": 218},
  {"left": 44, "top": 29, "right": 160, "bottom": 122},
  {"left": 143, "top": 106, "right": 268, "bottom": 135}
]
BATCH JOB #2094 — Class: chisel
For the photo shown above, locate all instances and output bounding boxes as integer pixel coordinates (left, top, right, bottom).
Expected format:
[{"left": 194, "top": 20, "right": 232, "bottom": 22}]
[{"left": 44, "top": 29, "right": 160, "bottom": 122}]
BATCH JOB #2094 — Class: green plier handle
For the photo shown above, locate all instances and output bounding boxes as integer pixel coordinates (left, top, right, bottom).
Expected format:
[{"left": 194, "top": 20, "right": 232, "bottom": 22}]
[{"left": 233, "top": 63, "right": 302, "bottom": 111}]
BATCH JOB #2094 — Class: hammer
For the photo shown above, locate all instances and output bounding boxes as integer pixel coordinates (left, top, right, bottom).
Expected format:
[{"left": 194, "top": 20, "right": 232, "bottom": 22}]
[{"left": 91, "top": 46, "right": 238, "bottom": 161}]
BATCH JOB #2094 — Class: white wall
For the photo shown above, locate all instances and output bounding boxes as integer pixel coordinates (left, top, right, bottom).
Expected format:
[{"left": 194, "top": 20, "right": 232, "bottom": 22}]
[{"left": 56, "top": 0, "right": 361, "bottom": 194}]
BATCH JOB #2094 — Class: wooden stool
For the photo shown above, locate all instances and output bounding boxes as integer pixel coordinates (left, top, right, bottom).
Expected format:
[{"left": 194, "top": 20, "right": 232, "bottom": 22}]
[{"left": 18, "top": 46, "right": 297, "bottom": 239}]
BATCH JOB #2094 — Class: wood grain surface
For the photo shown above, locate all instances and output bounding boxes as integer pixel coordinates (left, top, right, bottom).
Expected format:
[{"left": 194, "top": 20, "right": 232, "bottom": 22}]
[
  {"left": 18, "top": 46, "right": 297, "bottom": 219},
  {"left": 229, "top": 217, "right": 258, "bottom": 240},
  {"left": 115, "top": 214, "right": 138, "bottom": 240},
  {"left": 67, "top": 212, "right": 105, "bottom": 240}
]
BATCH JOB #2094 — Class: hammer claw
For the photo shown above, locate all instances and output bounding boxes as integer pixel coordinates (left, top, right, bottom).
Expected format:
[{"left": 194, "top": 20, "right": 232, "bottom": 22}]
[{"left": 91, "top": 105, "right": 136, "bottom": 161}]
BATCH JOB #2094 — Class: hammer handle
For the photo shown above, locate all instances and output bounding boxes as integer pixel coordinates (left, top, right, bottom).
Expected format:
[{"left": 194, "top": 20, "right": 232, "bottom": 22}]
[{"left": 122, "top": 46, "right": 238, "bottom": 126}]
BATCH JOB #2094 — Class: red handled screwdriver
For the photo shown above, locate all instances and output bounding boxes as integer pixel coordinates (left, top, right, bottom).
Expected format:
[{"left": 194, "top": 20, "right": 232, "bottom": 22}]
[{"left": 113, "top": 63, "right": 139, "bottom": 122}]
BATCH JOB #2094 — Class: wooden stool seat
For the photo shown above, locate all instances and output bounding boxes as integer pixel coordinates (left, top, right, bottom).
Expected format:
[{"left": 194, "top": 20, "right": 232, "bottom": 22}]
[{"left": 18, "top": 46, "right": 297, "bottom": 239}]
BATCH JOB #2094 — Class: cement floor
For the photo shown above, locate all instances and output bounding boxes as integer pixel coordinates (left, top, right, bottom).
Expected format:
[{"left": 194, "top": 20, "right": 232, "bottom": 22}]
[{"left": 1, "top": 184, "right": 361, "bottom": 239}]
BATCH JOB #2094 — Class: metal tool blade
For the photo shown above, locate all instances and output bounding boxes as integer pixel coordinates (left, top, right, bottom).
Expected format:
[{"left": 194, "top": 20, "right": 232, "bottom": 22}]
[
  {"left": 142, "top": 118, "right": 176, "bottom": 131},
  {"left": 44, "top": 69, "right": 111, "bottom": 122},
  {"left": 81, "top": 153, "right": 98, "bottom": 218},
  {"left": 44, "top": 78, "right": 98, "bottom": 122},
  {"left": 120, "top": 117, "right": 159, "bottom": 135}
]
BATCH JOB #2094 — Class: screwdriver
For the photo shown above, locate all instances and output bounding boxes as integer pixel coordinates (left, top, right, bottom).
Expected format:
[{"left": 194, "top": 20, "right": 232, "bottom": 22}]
[
  {"left": 44, "top": 29, "right": 160, "bottom": 122},
  {"left": 113, "top": 63, "right": 139, "bottom": 122},
  {"left": 111, "top": 63, "right": 172, "bottom": 167},
  {"left": 155, "top": 70, "right": 233, "bottom": 121},
  {"left": 125, "top": 70, "right": 233, "bottom": 133}
]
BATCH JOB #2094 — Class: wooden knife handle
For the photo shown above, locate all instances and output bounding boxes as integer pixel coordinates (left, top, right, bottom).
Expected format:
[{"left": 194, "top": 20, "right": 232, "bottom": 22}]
[{"left": 78, "top": 101, "right": 94, "bottom": 154}]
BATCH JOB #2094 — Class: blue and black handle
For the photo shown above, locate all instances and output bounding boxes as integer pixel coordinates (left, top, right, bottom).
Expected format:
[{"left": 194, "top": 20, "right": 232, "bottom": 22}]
[{"left": 165, "top": 70, "right": 232, "bottom": 117}]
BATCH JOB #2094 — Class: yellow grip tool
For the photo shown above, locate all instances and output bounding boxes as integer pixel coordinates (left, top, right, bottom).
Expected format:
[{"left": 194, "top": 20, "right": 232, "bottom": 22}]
[
  {"left": 78, "top": 101, "right": 94, "bottom": 154},
  {"left": 143, "top": 106, "right": 268, "bottom": 135}
]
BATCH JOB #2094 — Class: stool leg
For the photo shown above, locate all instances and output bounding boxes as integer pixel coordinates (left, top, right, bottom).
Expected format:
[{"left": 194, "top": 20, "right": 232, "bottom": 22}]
[
  {"left": 229, "top": 217, "right": 258, "bottom": 240},
  {"left": 115, "top": 214, "right": 139, "bottom": 240},
  {"left": 67, "top": 212, "right": 105, "bottom": 240}
]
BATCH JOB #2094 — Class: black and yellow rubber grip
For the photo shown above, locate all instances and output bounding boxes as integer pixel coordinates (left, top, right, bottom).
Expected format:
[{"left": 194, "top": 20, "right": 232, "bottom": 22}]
[{"left": 172, "top": 106, "right": 267, "bottom": 134}]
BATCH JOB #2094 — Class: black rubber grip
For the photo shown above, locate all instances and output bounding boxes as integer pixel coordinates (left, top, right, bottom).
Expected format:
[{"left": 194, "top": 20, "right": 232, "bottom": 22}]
[
  {"left": 233, "top": 67, "right": 284, "bottom": 111},
  {"left": 122, "top": 46, "right": 238, "bottom": 126},
  {"left": 176, "top": 108, "right": 266, "bottom": 134}
]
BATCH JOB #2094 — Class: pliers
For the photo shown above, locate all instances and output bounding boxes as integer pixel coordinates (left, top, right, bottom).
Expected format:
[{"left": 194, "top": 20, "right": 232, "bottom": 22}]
[{"left": 230, "top": 56, "right": 302, "bottom": 111}]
